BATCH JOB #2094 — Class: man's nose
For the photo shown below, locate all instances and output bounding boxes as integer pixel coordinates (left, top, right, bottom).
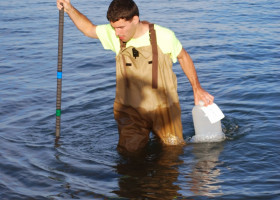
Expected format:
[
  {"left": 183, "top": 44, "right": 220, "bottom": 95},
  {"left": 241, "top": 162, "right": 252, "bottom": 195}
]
[{"left": 115, "top": 28, "right": 120, "bottom": 37}]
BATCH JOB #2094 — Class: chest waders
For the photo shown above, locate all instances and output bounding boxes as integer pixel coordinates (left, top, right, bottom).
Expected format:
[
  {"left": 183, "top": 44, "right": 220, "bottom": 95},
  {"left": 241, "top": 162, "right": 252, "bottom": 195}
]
[{"left": 114, "top": 23, "right": 185, "bottom": 153}]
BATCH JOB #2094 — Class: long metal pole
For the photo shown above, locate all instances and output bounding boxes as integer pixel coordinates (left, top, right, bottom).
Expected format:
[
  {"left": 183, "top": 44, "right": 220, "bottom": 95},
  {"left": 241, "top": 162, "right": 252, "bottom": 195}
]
[{"left": 56, "top": 8, "right": 64, "bottom": 137}]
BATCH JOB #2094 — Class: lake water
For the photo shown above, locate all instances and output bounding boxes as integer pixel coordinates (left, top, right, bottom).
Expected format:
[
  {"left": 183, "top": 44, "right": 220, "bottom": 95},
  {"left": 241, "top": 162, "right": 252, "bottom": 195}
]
[{"left": 1, "top": 0, "right": 279, "bottom": 199}]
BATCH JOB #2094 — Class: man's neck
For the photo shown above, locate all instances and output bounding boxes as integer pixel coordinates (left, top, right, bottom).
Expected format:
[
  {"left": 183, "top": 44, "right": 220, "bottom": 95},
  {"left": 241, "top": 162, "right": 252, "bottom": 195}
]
[{"left": 133, "top": 22, "right": 149, "bottom": 39}]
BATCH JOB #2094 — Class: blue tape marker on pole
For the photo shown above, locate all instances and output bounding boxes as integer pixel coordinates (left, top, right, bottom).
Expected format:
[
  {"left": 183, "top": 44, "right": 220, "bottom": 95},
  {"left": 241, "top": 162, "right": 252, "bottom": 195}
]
[{"left": 57, "top": 72, "right": 62, "bottom": 79}]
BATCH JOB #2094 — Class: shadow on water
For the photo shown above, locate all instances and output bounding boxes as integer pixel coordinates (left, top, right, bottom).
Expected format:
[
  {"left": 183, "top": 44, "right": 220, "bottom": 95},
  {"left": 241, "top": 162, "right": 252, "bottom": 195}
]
[
  {"left": 111, "top": 138, "right": 227, "bottom": 200},
  {"left": 53, "top": 135, "right": 184, "bottom": 200},
  {"left": 52, "top": 137, "right": 228, "bottom": 200},
  {"left": 113, "top": 139, "right": 184, "bottom": 200}
]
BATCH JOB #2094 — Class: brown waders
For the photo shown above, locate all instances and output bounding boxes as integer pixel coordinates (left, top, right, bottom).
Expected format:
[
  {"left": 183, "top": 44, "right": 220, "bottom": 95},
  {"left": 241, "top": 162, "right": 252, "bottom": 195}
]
[{"left": 114, "top": 24, "right": 185, "bottom": 154}]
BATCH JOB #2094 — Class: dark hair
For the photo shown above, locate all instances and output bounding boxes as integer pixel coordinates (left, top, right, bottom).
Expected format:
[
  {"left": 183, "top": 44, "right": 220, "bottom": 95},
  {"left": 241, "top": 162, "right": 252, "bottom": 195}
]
[{"left": 107, "top": 0, "right": 139, "bottom": 22}]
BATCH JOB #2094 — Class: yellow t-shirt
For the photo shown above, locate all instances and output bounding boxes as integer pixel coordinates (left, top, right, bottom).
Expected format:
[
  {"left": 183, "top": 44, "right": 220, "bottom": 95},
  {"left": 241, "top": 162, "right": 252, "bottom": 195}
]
[{"left": 96, "top": 24, "right": 182, "bottom": 63}]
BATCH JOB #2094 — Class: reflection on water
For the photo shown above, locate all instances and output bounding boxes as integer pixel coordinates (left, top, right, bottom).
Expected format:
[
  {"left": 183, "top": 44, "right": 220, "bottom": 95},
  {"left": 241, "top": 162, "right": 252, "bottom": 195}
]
[
  {"left": 113, "top": 141, "right": 225, "bottom": 199},
  {"left": 113, "top": 140, "right": 184, "bottom": 200},
  {"left": 189, "top": 143, "right": 224, "bottom": 197}
]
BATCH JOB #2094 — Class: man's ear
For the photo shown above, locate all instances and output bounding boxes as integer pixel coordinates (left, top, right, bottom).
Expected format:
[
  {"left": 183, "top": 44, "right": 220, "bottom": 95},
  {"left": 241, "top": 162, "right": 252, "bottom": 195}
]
[{"left": 132, "top": 16, "right": 140, "bottom": 24}]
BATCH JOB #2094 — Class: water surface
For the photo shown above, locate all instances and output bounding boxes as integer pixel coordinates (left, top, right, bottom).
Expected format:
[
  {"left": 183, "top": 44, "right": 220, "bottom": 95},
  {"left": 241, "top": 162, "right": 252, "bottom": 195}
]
[{"left": 0, "top": 0, "right": 279, "bottom": 199}]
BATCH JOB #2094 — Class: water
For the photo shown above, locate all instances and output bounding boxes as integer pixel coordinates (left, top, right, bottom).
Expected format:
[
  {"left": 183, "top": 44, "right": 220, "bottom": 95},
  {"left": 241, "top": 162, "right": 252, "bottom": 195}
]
[{"left": 1, "top": 0, "right": 279, "bottom": 199}]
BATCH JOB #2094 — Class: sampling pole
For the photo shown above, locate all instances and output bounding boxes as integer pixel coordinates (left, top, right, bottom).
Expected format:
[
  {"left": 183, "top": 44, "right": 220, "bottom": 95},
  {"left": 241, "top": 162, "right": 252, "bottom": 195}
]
[{"left": 56, "top": 8, "right": 64, "bottom": 137}]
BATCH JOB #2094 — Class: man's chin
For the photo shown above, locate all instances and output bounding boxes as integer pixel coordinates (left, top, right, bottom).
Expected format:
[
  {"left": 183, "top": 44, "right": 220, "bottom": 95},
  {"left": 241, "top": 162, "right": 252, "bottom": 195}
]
[{"left": 120, "top": 37, "right": 130, "bottom": 42}]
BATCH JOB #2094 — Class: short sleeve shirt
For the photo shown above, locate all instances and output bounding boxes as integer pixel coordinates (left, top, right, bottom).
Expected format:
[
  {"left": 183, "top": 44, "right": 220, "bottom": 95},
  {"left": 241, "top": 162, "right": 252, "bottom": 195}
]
[{"left": 96, "top": 24, "right": 182, "bottom": 63}]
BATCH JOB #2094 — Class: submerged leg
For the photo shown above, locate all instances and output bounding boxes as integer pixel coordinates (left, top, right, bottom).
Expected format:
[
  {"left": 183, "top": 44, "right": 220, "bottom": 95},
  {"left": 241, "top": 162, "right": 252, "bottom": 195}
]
[{"left": 114, "top": 103, "right": 151, "bottom": 154}]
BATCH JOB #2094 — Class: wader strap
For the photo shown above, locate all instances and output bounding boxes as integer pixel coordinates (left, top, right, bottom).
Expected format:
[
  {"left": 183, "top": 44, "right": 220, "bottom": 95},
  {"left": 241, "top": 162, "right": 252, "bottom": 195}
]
[
  {"left": 149, "top": 24, "right": 158, "bottom": 89},
  {"left": 119, "top": 23, "right": 158, "bottom": 89}
]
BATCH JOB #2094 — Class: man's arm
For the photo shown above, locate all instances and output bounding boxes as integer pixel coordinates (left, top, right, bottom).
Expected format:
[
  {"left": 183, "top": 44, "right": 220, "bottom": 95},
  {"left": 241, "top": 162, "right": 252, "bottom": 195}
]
[
  {"left": 177, "top": 48, "right": 214, "bottom": 106},
  {"left": 57, "top": 0, "right": 98, "bottom": 39}
]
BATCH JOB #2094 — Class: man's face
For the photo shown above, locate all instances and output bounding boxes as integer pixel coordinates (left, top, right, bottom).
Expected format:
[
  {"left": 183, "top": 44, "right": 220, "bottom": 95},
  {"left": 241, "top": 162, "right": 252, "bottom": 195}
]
[{"left": 110, "top": 17, "right": 138, "bottom": 42}]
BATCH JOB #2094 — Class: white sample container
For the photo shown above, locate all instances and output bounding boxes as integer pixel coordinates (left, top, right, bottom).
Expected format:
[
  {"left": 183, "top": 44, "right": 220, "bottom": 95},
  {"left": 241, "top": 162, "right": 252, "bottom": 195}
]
[{"left": 191, "top": 102, "right": 225, "bottom": 143}]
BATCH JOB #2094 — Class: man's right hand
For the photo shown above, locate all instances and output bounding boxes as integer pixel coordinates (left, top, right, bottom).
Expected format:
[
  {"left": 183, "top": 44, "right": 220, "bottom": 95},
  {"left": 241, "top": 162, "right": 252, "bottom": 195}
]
[
  {"left": 57, "top": 0, "right": 73, "bottom": 13},
  {"left": 56, "top": 0, "right": 98, "bottom": 39}
]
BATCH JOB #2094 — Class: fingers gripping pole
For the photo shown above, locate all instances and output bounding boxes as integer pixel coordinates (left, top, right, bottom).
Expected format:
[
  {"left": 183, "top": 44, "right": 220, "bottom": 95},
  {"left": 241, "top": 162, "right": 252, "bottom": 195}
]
[{"left": 56, "top": 9, "right": 64, "bottom": 137}]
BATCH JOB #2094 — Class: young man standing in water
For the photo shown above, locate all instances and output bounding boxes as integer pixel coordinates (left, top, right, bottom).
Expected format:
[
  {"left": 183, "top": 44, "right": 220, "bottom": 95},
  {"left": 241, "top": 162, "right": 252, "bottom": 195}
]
[{"left": 57, "top": 0, "right": 214, "bottom": 154}]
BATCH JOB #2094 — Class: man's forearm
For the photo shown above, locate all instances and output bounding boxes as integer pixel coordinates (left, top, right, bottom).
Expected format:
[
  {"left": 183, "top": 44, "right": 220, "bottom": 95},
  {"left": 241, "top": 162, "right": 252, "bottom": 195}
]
[
  {"left": 178, "top": 48, "right": 201, "bottom": 91},
  {"left": 66, "top": 5, "right": 98, "bottom": 38},
  {"left": 177, "top": 48, "right": 214, "bottom": 105}
]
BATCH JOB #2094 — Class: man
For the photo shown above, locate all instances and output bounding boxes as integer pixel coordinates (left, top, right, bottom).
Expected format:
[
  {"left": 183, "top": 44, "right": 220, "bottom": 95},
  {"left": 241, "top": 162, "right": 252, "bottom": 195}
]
[{"left": 57, "top": 0, "right": 214, "bottom": 154}]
